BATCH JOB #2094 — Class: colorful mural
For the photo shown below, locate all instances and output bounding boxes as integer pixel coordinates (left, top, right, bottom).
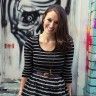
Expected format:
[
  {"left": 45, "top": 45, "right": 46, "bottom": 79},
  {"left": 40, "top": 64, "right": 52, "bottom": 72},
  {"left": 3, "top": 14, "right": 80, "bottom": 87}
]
[
  {"left": 0, "top": 0, "right": 71, "bottom": 95},
  {"left": 85, "top": 0, "right": 96, "bottom": 95},
  {"left": 2, "top": 0, "right": 96, "bottom": 95}
]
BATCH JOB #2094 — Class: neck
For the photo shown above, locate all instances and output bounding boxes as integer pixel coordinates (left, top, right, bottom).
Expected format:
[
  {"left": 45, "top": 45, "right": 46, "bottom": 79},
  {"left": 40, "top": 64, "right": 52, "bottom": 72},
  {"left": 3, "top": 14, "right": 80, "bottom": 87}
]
[{"left": 41, "top": 32, "right": 55, "bottom": 42}]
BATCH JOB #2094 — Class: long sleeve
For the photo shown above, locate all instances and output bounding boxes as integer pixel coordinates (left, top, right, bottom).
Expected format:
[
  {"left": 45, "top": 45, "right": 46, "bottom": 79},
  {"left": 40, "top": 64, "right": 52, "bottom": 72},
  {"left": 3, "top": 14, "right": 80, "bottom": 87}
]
[
  {"left": 22, "top": 37, "right": 33, "bottom": 77},
  {"left": 63, "top": 39, "right": 74, "bottom": 83}
]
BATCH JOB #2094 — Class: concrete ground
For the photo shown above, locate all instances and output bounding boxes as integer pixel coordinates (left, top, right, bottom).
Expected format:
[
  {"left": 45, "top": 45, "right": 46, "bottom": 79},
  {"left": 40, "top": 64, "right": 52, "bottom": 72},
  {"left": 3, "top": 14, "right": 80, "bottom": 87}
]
[{"left": 0, "top": 80, "right": 19, "bottom": 96}]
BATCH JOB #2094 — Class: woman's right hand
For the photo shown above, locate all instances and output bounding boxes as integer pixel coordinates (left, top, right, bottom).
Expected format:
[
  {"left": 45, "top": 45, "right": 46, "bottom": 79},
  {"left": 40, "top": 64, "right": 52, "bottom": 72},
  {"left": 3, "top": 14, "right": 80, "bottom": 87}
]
[
  {"left": 17, "top": 91, "right": 23, "bottom": 96},
  {"left": 17, "top": 94, "right": 22, "bottom": 96}
]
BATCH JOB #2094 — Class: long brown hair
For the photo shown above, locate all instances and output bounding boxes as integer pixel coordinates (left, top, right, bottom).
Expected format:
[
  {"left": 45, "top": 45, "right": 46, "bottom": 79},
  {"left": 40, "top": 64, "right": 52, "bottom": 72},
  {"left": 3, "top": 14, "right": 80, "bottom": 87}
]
[{"left": 41, "top": 4, "right": 73, "bottom": 51}]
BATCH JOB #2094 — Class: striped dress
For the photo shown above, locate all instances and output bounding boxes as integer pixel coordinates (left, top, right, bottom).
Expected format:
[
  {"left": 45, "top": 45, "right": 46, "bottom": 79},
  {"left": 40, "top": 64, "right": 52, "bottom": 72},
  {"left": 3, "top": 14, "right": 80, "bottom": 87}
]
[{"left": 22, "top": 35, "right": 74, "bottom": 96}]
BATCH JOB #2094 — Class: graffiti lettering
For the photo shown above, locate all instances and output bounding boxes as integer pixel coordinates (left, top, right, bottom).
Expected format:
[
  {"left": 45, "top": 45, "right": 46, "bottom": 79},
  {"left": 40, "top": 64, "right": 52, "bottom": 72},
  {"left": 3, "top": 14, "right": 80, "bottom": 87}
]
[{"left": 4, "top": 43, "right": 14, "bottom": 48}]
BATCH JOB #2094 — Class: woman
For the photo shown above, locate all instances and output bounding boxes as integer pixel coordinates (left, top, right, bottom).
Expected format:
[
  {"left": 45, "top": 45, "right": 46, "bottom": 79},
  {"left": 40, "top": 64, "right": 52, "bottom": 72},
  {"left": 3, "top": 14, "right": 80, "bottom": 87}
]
[{"left": 18, "top": 4, "right": 74, "bottom": 96}]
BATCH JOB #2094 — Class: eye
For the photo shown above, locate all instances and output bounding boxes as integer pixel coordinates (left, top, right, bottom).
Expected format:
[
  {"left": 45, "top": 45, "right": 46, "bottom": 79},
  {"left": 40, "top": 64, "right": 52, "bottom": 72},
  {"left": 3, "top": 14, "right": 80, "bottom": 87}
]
[
  {"left": 27, "top": 16, "right": 32, "bottom": 21},
  {"left": 47, "top": 18, "right": 52, "bottom": 22},
  {"left": 54, "top": 21, "right": 58, "bottom": 24},
  {"left": 47, "top": 18, "right": 58, "bottom": 24}
]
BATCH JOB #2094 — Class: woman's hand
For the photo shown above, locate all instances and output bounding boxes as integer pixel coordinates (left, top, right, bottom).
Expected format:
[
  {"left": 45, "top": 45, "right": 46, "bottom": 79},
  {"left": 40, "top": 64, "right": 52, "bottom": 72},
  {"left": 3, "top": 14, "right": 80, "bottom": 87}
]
[
  {"left": 17, "top": 91, "right": 22, "bottom": 96},
  {"left": 18, "top": 77, "right": 27, "bottom": 96},
  {"left": 66, "top": 83, "right": 72, "bottom": 96}
]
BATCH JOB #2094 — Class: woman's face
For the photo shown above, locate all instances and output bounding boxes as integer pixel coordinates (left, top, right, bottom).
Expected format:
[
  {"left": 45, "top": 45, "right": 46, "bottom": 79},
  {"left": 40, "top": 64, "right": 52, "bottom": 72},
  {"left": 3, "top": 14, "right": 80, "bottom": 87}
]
[{"left": 43, "top": 11, "right": 59, "bottom": 34}]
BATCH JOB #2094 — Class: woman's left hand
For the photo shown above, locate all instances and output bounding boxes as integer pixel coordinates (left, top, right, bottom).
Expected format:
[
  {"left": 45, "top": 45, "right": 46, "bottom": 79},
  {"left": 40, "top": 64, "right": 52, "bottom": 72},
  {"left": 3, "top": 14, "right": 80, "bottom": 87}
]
[{"left": 66, "top": 83, "right": 72, "bottom": 96}]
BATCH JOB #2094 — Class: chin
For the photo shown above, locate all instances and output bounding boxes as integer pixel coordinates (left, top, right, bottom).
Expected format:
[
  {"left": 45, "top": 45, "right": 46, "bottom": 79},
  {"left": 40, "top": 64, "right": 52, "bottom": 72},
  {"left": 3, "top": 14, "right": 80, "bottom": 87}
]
[
  {"left": 48, "top": 30, "right": 55, "bottom": 33},
  {"left": 48, "top": 32, "right": 55, "bottom": 35}
]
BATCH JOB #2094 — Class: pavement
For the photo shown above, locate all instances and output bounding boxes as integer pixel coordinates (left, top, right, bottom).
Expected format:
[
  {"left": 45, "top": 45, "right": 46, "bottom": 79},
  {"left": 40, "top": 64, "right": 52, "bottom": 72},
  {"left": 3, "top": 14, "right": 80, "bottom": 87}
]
[{"left": 0, "top": 79, "right": 19, "bottom": 96}]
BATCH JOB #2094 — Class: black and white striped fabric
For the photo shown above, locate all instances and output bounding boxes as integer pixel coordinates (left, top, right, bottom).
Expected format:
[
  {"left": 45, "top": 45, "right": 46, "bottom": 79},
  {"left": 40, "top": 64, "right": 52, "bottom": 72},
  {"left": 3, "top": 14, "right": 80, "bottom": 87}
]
[{"left": 22, "top": 35, "right": 74, "bottom": 96}]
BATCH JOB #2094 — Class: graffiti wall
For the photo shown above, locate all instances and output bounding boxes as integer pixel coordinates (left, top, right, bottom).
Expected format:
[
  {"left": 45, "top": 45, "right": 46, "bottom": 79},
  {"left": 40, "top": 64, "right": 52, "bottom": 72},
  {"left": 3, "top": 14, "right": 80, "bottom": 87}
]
[
  {"left": 0, "top": 0, "right": 72, "bottom": 95},
  {"left": 85, "top": 0, "right": 96, "bottom": 95},
  {"left": 1, "top": 0, "right": 96, "bottom": 96}
]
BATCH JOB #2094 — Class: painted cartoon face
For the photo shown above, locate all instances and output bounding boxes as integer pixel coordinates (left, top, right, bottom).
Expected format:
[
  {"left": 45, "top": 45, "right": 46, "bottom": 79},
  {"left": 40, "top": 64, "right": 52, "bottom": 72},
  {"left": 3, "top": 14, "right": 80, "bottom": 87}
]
[
  {"left": 20, "top": 10, "right": 39, "bottom": 25},
  {"left": 43, "top": 11, "right": 59, "bottom": 34},
  {"left": 17, "top": 5, "right": 40, "bottom": 31}
]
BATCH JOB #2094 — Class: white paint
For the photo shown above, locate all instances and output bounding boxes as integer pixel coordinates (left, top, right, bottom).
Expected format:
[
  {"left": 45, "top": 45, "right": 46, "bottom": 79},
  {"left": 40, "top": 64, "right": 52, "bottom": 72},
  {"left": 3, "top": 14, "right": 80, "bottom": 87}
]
[
  {"left": 0, "top": 0, "right": 89, "bottom": 95},
  {"left": 69, "top": 0, "right": 88, "bottom": 95}
]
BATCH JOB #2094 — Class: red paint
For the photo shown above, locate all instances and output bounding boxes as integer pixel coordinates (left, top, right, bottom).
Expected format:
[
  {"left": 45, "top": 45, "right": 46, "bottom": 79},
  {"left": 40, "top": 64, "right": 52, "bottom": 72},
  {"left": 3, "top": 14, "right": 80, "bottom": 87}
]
[
  {"left": 86, "top": 27, "right": 92, "bottom": 72},
  {"left": 5, "top": 43, "right": 15, "bottom": 48}
]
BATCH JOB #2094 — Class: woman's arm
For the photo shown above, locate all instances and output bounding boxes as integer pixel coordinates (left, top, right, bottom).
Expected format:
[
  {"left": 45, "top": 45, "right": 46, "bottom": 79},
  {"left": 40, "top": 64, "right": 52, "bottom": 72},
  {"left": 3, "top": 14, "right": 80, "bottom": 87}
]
[
  {"left": 18, "top": 77, "right": 27, "bottom": 96},
  {"left": 18, "top": 37, "right": 33, "bottom": 96},
  {"left": 63, "top": 38, "right": 74, "bottom": 96}
]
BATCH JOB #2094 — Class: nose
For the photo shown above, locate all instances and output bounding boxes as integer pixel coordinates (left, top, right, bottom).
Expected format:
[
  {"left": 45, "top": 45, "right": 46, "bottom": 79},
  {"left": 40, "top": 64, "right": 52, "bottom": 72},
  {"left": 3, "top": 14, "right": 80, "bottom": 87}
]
[{"left": 49, "top": 22, "right": 54, "bottom": 28}]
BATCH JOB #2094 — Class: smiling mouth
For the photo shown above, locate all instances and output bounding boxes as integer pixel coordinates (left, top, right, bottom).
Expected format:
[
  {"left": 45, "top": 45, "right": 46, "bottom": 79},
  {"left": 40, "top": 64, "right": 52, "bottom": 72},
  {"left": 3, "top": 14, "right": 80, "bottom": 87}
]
[{"left": 48, "top": 28, "right": 54, "bottom": 31}]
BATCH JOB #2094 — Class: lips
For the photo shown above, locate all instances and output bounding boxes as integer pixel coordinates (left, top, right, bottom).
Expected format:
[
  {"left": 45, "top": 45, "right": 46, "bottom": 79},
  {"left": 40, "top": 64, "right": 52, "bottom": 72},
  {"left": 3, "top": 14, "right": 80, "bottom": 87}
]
[{"left": 48, "top": 27, "right": 54, "bottom": 31}]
